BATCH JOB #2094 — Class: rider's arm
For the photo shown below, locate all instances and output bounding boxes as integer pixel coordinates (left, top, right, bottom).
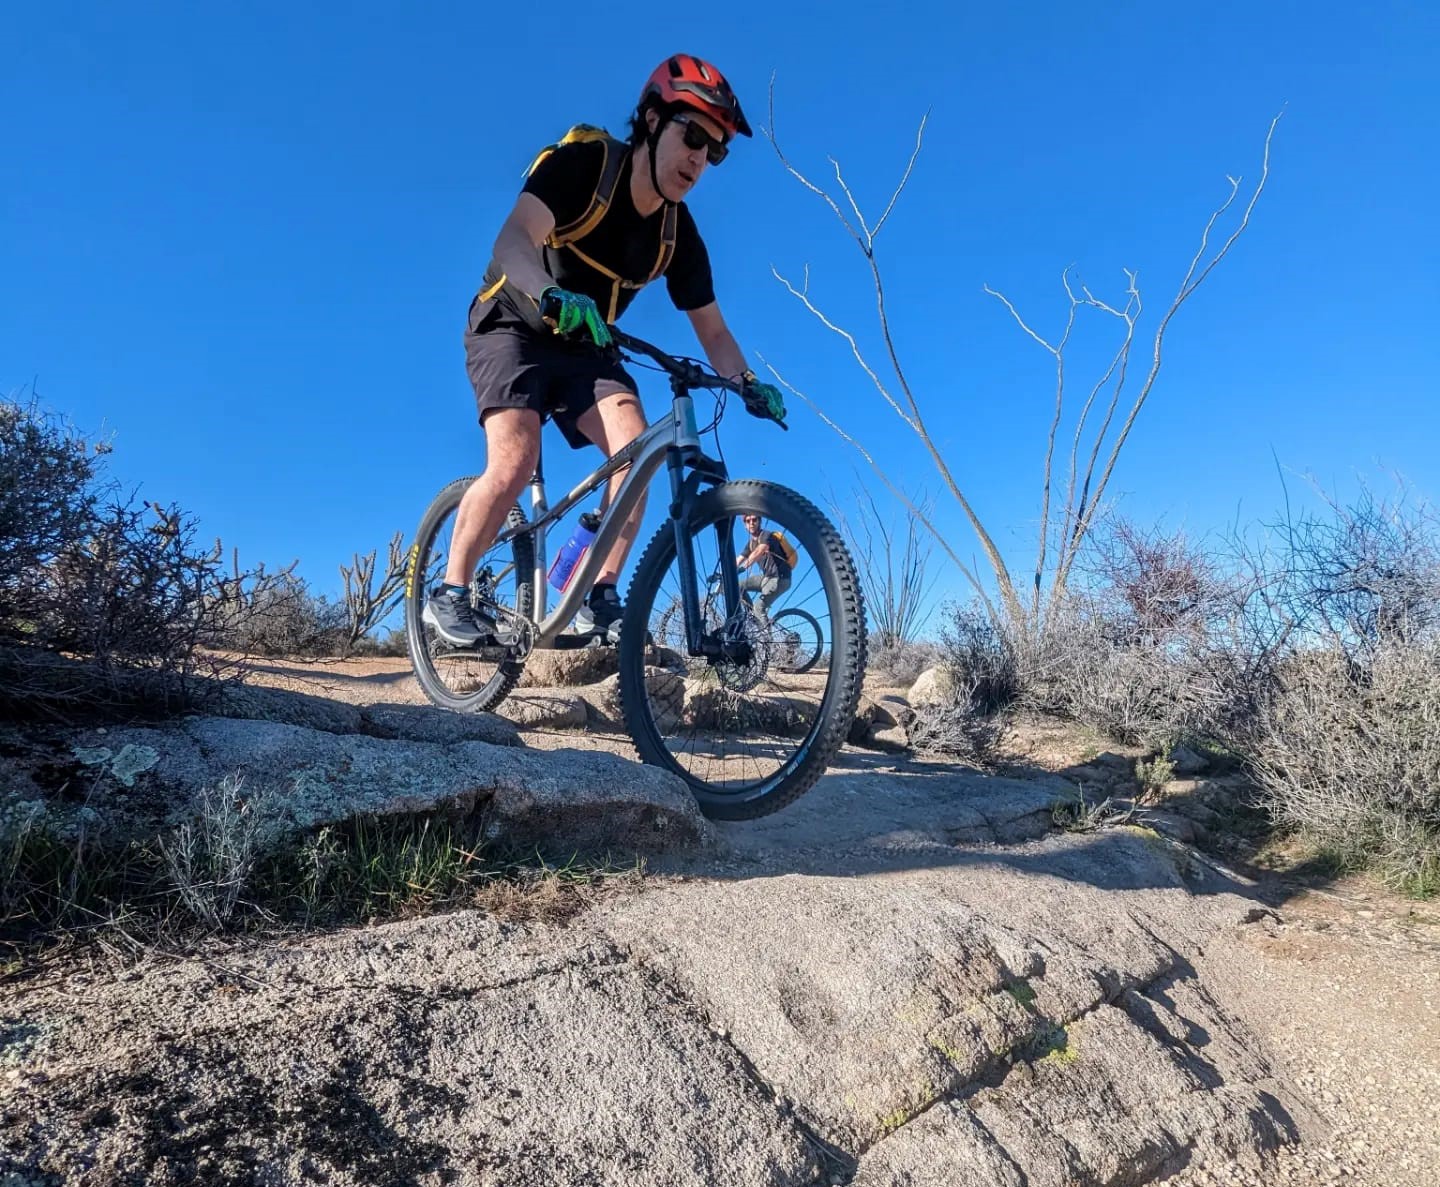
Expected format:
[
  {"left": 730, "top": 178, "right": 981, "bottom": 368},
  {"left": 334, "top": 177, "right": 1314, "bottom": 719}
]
[
  {"left": 686, "top": 301, "right": 749, "bottom": 381},
  {"left": 738, "top": 539, "right": 769, "bottom": 569},
  {"left": 491, "top": 194, "right": 560, "bottom": 304}
]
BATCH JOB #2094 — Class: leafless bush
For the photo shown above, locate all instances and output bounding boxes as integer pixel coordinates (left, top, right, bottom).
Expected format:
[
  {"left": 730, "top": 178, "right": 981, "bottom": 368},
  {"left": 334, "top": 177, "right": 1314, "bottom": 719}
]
[
  {"left": 939, "top": 602, "right": 1022, "bottom": 714},
  {"left": 0, "top": 394, "right": 289, "bottom": 717},
  {"left": 829, "top": 485, "right": 936, "bottom": 651},
  {"left": 1210, "top": 482, "right": 1440, "bottom": 891},
  {"left": 0, "top": 394, "right": 256, "bottom": 718},
  {"left": 1251, "top": 482, "right": 1440, "bottom": 662},
  {"left": 908, "top": 699, "right": 1007, "bottom": 767},
  {"left": 40, "top": 498, "right": 224, "bottom": 665},
  {"left": 907, "top": 601, "right": 1019, "bottom": 764},
  {"left": 1027, "top": 596, "right": 1225, "bottom": 747},
  {"left": 1011, "top": 518, "right": 1272, "bottom": 747},
  {"left": 0, "top": 395, "right": 98, "bottom": 623},
  {"left": 1249, "top": 638, "right": 1440, "bottom": 894},
  {"left": 211, "top": 566, "right": 347, "bottom": 657},
  {"left": 1080, "top": 518, "right": 1219, "bottom": 645},
  {"left": 346, "top": 626, "right": 410, "bottom": 659},
  {"left": 208, "top": 534, "right": 408, "bottom": 659}
]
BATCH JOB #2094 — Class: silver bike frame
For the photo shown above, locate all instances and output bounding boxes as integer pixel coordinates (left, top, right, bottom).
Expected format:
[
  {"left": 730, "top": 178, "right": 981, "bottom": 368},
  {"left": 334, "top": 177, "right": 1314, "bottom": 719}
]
[{"left": 495, "top": 392, "right": 704, "bottom": 647}]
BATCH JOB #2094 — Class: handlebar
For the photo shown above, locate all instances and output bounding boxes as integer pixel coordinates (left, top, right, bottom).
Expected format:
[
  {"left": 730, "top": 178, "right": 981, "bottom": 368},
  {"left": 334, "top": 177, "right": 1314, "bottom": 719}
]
[{"left": 607, "top": 327, "right": 788, "bottom": 431}]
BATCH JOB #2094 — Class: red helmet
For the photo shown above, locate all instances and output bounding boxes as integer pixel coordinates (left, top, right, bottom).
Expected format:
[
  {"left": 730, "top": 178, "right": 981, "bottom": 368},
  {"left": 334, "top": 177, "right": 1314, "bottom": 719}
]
[{"left": 640, "top": 54, "right": 752, "bottom": 140}]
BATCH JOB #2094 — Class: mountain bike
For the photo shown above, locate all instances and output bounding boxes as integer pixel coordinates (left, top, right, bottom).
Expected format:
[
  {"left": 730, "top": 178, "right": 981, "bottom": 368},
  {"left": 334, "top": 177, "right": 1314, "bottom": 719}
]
[
  {"left": 652, "top": 565, "right": 824, "bottom": 676},
  {"left": 404, "top": 328, "right": 866, "bottom": 819}
]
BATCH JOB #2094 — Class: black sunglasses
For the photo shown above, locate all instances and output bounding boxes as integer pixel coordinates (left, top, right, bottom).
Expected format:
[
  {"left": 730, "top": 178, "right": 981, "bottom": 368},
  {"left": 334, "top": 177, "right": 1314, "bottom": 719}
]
[{"left": 673, "top": 113, "right": 728, "bottom": 166}]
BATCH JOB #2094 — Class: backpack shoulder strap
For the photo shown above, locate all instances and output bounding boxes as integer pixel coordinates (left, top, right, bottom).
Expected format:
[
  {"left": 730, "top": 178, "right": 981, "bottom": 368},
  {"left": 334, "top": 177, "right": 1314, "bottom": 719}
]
[
  {"left": 647, "top": 201, "right": 678, "bottom": 283},
  {"left": 536, "top": 130, "right": 629, "bottom": 247}
]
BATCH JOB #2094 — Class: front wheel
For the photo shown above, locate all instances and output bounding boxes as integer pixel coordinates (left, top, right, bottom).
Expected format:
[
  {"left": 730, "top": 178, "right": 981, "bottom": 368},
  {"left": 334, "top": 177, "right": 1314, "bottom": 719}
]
[{"left": 618, "top": 480, "right": 867, "bottom": 820}]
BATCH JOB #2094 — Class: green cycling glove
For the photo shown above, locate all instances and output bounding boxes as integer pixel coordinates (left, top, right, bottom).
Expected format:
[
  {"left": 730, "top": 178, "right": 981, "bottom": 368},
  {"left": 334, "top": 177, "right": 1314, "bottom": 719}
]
[
  {"left": 740, "top": 370, "right": 787, "bottom": 423},
  {"left": 539, "top": 286, "right": 612, "bottom": 348}
]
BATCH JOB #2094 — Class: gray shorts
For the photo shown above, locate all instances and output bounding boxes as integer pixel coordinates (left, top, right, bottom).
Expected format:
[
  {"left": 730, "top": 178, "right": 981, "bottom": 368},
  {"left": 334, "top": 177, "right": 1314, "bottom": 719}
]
[
  {"left": 464, "top": 303, "right": 639, "bottom": 450},
  {"left": 741, "top": 572, "right": 791, "bottom": 614}
]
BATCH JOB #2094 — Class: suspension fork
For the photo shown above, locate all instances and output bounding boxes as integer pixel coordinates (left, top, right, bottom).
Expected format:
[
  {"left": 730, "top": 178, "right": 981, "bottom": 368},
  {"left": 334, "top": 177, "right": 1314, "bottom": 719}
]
[{"left": 666, "top": 452, "right": 743, "bottom": 659}]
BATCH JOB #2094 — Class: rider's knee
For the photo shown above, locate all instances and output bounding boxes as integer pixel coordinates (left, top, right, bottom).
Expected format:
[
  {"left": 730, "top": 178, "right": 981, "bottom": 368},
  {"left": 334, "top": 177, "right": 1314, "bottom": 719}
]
[
  {"left": 486, "top": 460, "right": 536, "bottom": 501},
  {"left": 479, "top": 437, "right": 540, "bottom": 496}
]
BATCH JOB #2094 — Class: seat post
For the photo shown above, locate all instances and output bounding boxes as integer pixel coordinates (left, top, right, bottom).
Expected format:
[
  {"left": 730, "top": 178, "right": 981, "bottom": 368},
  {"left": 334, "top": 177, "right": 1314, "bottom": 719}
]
[{"left": 529, "top": 448, "right": 547, "bottom": 517}]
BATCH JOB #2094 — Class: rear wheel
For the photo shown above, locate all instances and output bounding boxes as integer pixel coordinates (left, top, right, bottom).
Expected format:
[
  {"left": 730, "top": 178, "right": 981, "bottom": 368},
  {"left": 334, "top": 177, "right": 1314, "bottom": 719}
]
[
  {"left": 619, "top": 480, "right": 866, "bottom": 820},
  {"left": 770, "top": 607, "right": 823, "bottom": 674},
  {"left": 405, "top": 478, "right": 534, "bottom": 713}
]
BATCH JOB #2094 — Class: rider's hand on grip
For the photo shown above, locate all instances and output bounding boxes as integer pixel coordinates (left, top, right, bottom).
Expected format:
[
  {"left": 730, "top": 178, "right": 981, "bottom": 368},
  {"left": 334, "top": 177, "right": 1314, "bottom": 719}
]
[
  {"left": 539, "top": 287, "right": 613, "bottom": 348},
  {"left": 739, "top": 370, "right": 787, "bottom": 427}
]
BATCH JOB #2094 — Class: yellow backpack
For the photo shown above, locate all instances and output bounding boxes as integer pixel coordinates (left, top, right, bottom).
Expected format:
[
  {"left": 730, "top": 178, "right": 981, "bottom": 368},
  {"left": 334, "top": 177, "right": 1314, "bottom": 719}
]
[
  {"left": 475, "top": 125, "right": 677, "bottom": 324},
  {"left": 770, "top": 531, "right": 799, "bottom": 570}
]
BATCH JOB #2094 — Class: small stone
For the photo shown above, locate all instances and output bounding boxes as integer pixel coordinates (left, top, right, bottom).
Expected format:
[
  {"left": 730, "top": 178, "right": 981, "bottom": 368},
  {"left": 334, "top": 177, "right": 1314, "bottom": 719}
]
[{"left": 1168, "top": 743, "right": 1209, "bottom": 774}]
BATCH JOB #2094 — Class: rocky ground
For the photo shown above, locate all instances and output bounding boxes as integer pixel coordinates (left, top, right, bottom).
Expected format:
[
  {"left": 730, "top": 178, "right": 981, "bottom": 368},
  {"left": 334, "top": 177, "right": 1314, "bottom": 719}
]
[{"left": 1, "top": 650, "right": 1435, "bottom": 1185}]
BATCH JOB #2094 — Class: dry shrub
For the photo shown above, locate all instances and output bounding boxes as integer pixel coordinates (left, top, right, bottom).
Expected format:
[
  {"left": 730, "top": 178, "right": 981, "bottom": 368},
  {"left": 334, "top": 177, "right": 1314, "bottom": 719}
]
[
  {"left": 1011, "top": 517, "right": 1277, "bottom": 750},
  {"left": 0, "top": 397, "right": 95, "bottom": 609},
  {"left": 1, "top": 394, "right": 245, "bottom": 718},
  {"left": 940, "top": 603, "right": 1022, "bottom": 714},
  {"left": 159, "top": 775, "right": 270, "bottom": 928},
  {"left": 1248, "top": 634, "right": 1440, "bottom": 896},
  {"left": 898, "top": 604, "right": 1019, "bottom": 765},
  {"left": 1260, "top": 483, "right": 1440, "bottom": 661},
  {"left": 208, "top": 534, "right": 407, "bottom": 659},
  {"left": 907, "top": 699, "right": 1007, "bottom": 766},
  {"left": 211, "top": 568, "right": 350, "bottom": 657},
  {"left": 1029, "top": 603, "right": 1230, "bottom": 748},
  {"left": 2, "top": 391, "right": 406, "bottom": 707}
]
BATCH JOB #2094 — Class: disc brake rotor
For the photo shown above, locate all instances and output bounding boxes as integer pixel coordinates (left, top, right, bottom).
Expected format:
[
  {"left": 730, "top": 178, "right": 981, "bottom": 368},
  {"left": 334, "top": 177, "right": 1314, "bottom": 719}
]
[{"left": 711, "top": 609, "right": 771, "bottom": 692}]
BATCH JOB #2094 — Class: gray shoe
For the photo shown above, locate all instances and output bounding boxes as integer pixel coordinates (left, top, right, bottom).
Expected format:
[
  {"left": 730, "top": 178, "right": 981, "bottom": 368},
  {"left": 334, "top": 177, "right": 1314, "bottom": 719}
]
[
  {"left": 422, "top": 588, "right": 497, "bottom": 648},
  {"left": 573, "top": 586, "right": 623, "bottom": 645}
]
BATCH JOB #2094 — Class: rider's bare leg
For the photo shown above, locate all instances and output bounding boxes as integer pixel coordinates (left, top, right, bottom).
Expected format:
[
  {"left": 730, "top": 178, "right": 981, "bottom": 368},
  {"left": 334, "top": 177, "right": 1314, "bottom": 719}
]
[
  {"left": 443, "top": 407, "right": 541, "bottom": 587},
  {"left": 575, "top": 391, "right": 647, "bottom": 585}
]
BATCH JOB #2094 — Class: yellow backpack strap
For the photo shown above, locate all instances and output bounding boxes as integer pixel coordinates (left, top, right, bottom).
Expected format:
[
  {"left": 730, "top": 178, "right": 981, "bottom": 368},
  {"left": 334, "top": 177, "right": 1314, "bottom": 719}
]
[
  {"left": 647, "top": 201, "right": 679, "bottom": 283},
  {"left": 549, "top": 133, "right": 629, "bottom": 247}
]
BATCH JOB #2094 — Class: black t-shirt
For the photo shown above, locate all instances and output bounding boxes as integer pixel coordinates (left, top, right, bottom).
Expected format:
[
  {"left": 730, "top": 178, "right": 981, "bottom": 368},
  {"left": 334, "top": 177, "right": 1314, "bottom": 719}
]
[
  {"left": 518, "top": 139, "right": 715, "bottom": 321},
  {"left": 750, "top": 530, "right": 793, "bottom": 580}
]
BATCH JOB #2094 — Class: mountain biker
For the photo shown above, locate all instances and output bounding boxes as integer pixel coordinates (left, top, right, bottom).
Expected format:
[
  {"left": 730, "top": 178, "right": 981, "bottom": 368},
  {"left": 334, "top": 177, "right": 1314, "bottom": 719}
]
[
  {"left": 736, "top": 513, "right": 793, "bottom": 618},
  {"left": 424, "top": 53, "right": 788, "bottom": 648}
]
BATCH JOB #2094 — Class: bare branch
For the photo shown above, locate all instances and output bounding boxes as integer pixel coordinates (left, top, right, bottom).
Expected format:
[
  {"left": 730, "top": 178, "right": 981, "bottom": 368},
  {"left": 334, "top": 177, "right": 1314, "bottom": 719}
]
[
  {"left": 769, "top": 87, "right": 1026, "bottom": 626},
  {"left": 759, "top": 354, "right": 997, "bottom": 622},
  {"left": 872, "top": 111, "right": 930, "bottom": 240},
  {"left": 1058, "top": 273, "right": 1140, "bottom": 583},
  {"left": 983, "top": 285, "right": 1061, "bottom": 354},
  {"left": 1031, "top": 273, "right": 1081, "bottom": 613},
  {"left": 766, "top": 73, "right": 864, "bottom": 246},
  {"left": 771, "top": 265, "right": 917, "bottom": 431},
  {"left": 830, "top": 156, "right": 872, "bottom": 242},
  {"left": 1054, "top": 111, "right": 1284, "bottom": 597}
]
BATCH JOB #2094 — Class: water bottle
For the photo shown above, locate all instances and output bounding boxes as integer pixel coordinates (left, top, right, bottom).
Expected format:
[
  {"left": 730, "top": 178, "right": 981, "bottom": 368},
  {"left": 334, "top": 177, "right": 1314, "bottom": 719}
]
[{"left": 548, "top": 510, "right": 602, "bottom": 592}]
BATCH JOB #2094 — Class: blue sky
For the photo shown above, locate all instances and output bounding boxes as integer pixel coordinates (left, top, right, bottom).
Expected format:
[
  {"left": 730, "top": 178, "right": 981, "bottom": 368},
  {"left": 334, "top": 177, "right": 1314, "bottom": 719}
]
[{"left": 5, "top": 1, "right": 1438, "bottom": 625}]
